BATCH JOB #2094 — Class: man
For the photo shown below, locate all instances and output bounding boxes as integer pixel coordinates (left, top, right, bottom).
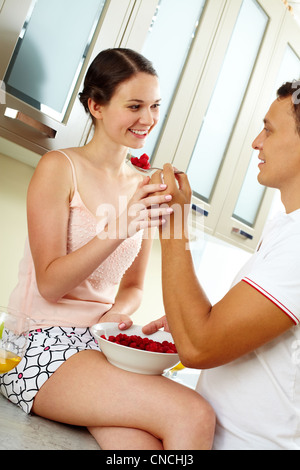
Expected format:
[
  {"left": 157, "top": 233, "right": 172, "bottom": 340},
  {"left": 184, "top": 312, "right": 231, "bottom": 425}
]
[{"left": 144, "top": 82, "right": 300, "bottom": 450}]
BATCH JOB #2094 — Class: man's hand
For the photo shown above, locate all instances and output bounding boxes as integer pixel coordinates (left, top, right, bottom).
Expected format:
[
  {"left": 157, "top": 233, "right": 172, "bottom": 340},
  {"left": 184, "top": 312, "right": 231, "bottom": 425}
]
[
  {"left": 142, "top": 315, "right": 170, "bottom": 335},
  {"left": 150, "top": 164, "right": 192, "bottom": 239},
  {"left": 151, "top": 164, "right": 192, "bottom": 205}
]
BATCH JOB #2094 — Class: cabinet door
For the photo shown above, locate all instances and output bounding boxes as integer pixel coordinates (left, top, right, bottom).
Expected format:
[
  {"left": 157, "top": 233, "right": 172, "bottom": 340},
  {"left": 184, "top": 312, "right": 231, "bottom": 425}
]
[
  {"left": 0, "top": 0, "right": 135, "bottom": 155},
  {"left": 122, "top": 0, "right": 224, "bottom": 164},
  {"left": 215, "top": 6, "right": 300, "bottom": 251},
  {"left": 172, "top": 0, "right": 286, "bottom": 240}
]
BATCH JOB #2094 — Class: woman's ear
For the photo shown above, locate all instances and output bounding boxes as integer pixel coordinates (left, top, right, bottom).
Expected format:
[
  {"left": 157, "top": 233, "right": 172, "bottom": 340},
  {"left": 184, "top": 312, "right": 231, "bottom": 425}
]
[{"left": 88, "top": 98, "right": 103, "bottom": 120}]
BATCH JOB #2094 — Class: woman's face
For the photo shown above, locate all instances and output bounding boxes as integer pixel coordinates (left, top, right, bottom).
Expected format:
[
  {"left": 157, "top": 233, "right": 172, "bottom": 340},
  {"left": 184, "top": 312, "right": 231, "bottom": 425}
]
[{"left": 95, "top": 72, "right": 161, "bottom": 150}]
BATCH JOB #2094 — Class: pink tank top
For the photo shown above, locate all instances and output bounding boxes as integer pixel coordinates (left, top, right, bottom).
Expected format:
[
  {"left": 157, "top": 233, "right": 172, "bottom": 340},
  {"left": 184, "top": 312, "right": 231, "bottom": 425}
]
[{"left": 9, "top": 151, "right": 143, "bottom": 329}]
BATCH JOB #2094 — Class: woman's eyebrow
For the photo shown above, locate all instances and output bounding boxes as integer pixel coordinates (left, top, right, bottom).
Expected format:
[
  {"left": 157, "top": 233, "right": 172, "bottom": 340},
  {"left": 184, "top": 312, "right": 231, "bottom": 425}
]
[{"left": 126, "top": 98, "right": 162, "bottom": 103}]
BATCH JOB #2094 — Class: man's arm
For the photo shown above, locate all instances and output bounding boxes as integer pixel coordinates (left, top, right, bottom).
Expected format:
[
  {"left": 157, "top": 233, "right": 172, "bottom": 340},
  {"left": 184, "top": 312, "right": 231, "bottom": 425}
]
[{"left": 148, "top": 164, "right": 294, "bottom": 369}]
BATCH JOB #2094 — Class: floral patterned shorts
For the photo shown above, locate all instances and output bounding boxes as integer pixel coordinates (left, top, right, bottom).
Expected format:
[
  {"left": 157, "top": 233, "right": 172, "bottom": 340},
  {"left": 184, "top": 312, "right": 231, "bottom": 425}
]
[{"left": 0, "top": 327, "right": 100, "bottom": 414}]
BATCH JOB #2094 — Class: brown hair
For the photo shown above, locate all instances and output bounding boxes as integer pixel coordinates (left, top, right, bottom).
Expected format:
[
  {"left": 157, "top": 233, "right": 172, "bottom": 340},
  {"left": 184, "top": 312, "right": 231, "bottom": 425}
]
[
  {"left": 79, "top": 48, "right": 157, "bottom": 119},
  {"left": 277, "top": 80, "right": 300, "bottom": 136}
]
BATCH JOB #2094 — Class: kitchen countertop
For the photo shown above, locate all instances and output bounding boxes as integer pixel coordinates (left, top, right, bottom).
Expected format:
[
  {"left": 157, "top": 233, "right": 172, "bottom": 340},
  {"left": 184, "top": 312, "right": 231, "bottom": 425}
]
[{"left": 0, "top": 394, "right": 100, "bottom": 450}]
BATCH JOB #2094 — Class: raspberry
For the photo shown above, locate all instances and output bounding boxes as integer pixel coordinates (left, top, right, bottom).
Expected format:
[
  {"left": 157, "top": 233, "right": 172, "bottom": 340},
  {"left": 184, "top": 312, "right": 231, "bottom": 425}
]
[
  {"left": 102, "top": 333, "right": 177, "bottom": 354},
  {"left": 131, "top": 154, "right": 151, "bottom": 170},
  {"left": 146, "top": 343, "right": 158, "bottom": 352},
  {"left": 131, "top": 157, "right": 139, "bottom": 166}
]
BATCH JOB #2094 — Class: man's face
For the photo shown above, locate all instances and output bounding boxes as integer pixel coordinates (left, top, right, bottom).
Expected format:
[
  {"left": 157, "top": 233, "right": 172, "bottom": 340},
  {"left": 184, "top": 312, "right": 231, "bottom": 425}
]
[{"left": 252, "top": 97, "right": 300, "bottom": 196}]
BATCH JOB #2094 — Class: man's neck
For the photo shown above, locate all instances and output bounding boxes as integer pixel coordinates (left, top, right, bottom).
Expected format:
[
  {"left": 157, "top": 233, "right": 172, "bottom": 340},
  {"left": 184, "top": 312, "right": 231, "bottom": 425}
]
[{"left": 281, "top": 190, "right": 300, "bottom": 214}]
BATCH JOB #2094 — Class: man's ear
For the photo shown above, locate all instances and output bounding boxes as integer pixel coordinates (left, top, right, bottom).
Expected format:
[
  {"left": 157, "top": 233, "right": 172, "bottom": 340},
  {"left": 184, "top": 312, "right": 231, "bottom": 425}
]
[{"left": 88, "top": 98, "right": 103, "bottom": 120}]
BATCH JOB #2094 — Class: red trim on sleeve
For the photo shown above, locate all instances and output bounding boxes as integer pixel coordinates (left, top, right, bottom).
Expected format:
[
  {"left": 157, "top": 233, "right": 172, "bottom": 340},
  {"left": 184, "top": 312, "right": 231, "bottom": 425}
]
[{"left": 242, "top": 278, "right": 298, "bottom": 325}]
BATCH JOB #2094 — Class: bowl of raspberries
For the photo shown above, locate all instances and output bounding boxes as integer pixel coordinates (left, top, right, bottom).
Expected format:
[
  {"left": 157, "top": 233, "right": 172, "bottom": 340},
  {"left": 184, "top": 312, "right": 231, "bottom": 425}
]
[{"left": 91, "top": 323, "right": 180, "bottom": 375}]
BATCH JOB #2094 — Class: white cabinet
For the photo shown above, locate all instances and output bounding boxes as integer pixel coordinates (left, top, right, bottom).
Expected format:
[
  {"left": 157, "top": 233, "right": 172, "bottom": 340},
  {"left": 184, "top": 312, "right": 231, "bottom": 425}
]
[
  {"left": 0, "top": 0, "right": 158, "bottom": 155},
  {"left": 172, "top": 0, "right": 290, "bottom": 252},
  {"left": 214, "top": 2, "right": 300, "bottom": 251},
  {"left": 130, "top": 0, "right": 300, "bottom": 252}
]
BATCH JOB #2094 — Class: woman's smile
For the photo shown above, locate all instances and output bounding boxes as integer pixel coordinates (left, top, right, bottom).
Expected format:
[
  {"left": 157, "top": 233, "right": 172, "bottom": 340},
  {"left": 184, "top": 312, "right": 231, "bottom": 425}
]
[{"left": 128, "top": 128, "right": 149, "bottom": 139}]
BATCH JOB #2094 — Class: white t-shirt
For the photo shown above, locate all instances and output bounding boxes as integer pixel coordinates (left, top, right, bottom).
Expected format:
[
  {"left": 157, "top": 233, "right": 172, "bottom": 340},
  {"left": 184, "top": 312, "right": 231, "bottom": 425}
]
[{"left": 196, "top": 209, "right": 300, "bottom": 450}]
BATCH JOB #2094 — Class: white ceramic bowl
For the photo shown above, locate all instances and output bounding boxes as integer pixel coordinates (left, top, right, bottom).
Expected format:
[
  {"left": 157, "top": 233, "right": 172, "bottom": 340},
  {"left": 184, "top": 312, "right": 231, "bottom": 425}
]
[{"left": 91, "top": 323, "right": 180, "bottom": 375}]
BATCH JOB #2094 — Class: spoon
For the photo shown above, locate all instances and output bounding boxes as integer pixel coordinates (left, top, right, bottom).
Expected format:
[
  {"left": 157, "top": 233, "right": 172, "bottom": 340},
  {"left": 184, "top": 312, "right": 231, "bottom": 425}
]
[{"left": 126, "top": 159, "right": 184, "bottom": 175}]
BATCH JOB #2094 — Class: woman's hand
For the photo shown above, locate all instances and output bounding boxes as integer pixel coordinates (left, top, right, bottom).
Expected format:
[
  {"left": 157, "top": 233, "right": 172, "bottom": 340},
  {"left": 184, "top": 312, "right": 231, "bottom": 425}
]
[
  {"left": 116, "top": 176, "right": 174, "bottom": 239},
  {"left": 99, "top": 312, "right": 133, "bottom": 331}
]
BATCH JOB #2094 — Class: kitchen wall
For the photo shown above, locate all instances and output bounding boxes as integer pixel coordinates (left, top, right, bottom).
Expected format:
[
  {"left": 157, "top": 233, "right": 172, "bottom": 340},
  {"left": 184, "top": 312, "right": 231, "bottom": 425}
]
[{"left": 0, "top": 152, "right": 34, "bottom": 306}]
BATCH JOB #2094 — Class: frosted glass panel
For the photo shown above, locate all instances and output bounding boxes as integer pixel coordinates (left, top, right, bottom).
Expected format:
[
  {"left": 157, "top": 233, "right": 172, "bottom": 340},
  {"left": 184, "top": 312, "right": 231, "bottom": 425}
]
[
  {"left": 233, "top": 46, "right": 300, "bottom": 226},
  {"left": 187, "top": 0, "right": 268, "bottom": 201},
  {"left": 272, "top": 45, "right": 300, "bottom": 90},
  {"left": 5, "top": 0, "right": 106, "bottom": 121},
  {"left": 141, "top": 0, "right": 206, "bottom": 159},
  {"left": 232, "top": 151, "right": 266, "bottom": 226}
]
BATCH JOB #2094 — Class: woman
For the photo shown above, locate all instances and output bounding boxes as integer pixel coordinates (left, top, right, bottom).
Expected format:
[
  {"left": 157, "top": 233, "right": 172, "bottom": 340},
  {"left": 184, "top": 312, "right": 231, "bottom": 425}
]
[{"left": 0, "top": 49, "right": 215, "bottom": 450}]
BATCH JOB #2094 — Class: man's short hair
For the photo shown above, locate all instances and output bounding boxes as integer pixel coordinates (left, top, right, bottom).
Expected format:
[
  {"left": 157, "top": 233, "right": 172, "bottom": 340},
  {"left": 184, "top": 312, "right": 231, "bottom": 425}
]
[{"left": 277, "top": 80, "right": 300, "bottom": 136}]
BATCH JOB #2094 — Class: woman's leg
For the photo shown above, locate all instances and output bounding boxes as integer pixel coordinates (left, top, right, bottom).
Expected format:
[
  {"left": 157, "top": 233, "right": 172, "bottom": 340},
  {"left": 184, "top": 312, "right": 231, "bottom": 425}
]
[
  {"left": 32, "top": 350, "right": 215, "bottom": 450},
  {"left": 88, "top": 426, "right": 163, "bottom": 450}
]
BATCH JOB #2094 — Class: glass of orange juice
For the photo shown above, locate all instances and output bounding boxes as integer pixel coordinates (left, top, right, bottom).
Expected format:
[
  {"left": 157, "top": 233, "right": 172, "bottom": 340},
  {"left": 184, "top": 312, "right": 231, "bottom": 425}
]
[
  {"left": 0, "top": 307, "right": 31, "bottom": 374},
  {"left": 164, "top": 362, "right": 185, "bottom": 380}
]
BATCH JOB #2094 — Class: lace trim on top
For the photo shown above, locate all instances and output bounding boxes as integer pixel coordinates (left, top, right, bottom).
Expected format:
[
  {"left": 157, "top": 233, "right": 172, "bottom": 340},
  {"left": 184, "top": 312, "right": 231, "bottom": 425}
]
[
  {"left": 59, "top": 151, "right": 143, "bottom": 291},
  {"left": 67, "top": 195, "right": 143, "bottom": 290}
]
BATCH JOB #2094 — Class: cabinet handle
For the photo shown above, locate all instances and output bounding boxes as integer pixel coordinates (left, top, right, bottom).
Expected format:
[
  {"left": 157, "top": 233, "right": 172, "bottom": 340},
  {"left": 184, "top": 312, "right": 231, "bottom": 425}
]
[
  {"left": 192, "top": 203, "right": 209, "bottom": 217},
  {"left": 232, "top": 227, "right": 253, "bottom": 240},
  {"left": 4, "top": 107, "right": 57, "bottom": 138}
]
